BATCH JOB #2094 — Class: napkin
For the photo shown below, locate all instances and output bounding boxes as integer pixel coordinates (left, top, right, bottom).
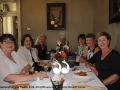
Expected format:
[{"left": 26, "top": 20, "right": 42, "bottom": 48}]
[
  {"left": 11, "top": 83, "right": 30, "bottom": 90},
  {"left": 30, "top": 77, "right": 43, "bottom": 90},
  {"left": 72, "top": 82, "right": 106, "bottom": 90}
]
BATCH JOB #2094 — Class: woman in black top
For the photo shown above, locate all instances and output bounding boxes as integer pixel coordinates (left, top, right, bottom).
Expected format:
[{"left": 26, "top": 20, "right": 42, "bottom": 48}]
[
  {"left": 83, "top": 32, "right": 120, "bottom": 90},
  {"left": 35, "top": 34, "right": 47, "bottom": 60}
]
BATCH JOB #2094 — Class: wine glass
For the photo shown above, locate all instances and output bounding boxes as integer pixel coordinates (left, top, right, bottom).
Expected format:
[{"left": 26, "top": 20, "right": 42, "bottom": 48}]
[{"left": 43, "top": 64, "right": 49, "bottom": 75}]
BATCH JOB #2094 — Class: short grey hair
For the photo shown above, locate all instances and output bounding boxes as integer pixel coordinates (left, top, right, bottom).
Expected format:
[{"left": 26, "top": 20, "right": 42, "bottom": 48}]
[{"left": 59, "top": 35, "right": 66, "bottom": 40}]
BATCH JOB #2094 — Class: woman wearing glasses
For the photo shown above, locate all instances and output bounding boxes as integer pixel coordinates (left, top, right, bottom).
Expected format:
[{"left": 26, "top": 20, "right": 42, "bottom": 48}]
[{"left": 0, "top": 34, "right": 48, "bottom": 89}]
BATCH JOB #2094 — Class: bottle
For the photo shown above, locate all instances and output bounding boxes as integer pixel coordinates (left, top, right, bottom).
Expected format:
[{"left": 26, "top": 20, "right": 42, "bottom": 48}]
[
  {"left": 56, "top": 44, "right": 60, "bottom": 52},
  {"left": 60, "top": 44, "right": 63, "bottom": 51},
  {"left": 66, "top": 47, "right": 72, "bottom": 56}
]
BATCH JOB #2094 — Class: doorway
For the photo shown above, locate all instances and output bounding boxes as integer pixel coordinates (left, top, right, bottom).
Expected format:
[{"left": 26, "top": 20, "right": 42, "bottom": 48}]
[
  {"left": 0, "top": 0, "right": 21, "bottom": 51},
  {"left": 0, "top": 16, "right": 18, "bottom": 51}
]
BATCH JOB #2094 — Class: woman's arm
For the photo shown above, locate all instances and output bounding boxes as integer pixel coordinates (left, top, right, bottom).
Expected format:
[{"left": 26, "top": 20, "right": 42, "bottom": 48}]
[
  {"left": 83, "top": 60, "right": 98, "bottom": 76},
  {"left": 17, "top": 49, "right": 34, "bottom": 66},
  {"left": 79, "top": 49, "right": 88, "bottom": 63},
  {"left": 4, "top": 72, "right": 48, "bottom": 83},
  {"left": 103, "top": 51, "right": 120, "bottom": 85},
  {"left": 35, "top": 48, "right": 40, "bottom": 60},
  {"left": 103, "top": 74, "right": 119, "bottom": 85},
  {"left": 19, "top": 64, "right": 31, "bottom": 75}
]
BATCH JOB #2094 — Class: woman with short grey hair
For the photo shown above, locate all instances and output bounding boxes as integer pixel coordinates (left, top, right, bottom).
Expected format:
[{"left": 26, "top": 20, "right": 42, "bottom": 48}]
[{"left": 56, "top": 35, "right": 69, "bottom": 51}]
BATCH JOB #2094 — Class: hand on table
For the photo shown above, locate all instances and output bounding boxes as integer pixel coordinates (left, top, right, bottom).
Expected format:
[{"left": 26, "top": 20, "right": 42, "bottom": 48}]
[
  {"left": 82, "top": 59, "right": 98, "bottom": 76},
  {"left": 46, "top": 61, "right": 52, "bottom": 67},
  {"left": 32, "top": 72, "right": 48, "bottom": 80},
  {"left": 38, "top": 61, "right": 52, "bottom": 67},
  {"left": 39, "top": 62, "right": 44, "bottom": 66},
  {"left": 79, "top": 56, "right": 85, "bottom": 63}
]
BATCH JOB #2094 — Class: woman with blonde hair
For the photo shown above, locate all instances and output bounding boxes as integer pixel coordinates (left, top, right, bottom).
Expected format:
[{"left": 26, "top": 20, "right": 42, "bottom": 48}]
[
  {"left": 83, "top": 32, "right": 120, "bottom": 90},
  {"left": 35, "top": 34, "right": 48, "bottom": 60}
]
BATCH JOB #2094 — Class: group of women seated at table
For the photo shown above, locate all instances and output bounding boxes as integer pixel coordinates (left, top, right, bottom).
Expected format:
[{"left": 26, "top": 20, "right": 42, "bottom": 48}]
[
  {"left": 0, "top": 31, "right": 120, "bottom": 90},
  {"left": 0, "top": 34, "right": 48, "bottom": 89},
  {"left": 78, "top": 32, "right": 120, "bottom": 90}
]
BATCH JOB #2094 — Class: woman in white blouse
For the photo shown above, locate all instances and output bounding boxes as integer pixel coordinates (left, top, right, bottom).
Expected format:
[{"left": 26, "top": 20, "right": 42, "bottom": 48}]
[
  {"left": 17, "top": 34, "right": 39, "bottom": 66},
  {"left": 0, "top": 34, "right": 48, "bottom": 89},
  {"left": 17, "top": 34, "right": 51, "bottom": 67}
]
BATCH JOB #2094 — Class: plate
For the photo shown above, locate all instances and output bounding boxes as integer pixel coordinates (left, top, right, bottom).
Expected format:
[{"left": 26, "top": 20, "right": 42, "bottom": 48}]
[{"left": 74, "top": 70, "right": 88, "bottom": 76}]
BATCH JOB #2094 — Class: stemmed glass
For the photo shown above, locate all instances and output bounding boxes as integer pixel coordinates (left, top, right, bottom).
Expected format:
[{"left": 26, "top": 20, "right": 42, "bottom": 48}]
[
  {"left": 50, "top": 52, "right": 54, "bottom": 61},
  {"left": 43, "top": 64, "right": 49, "bottom": 75},
  {"left": 50, "top": 52, "right": 55, "bottom": 66}
]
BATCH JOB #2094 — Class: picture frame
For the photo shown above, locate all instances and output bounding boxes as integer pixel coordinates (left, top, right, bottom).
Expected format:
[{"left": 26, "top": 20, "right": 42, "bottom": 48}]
[
  {"left": 47, "top": 3, "right": 66, "bottom": 30},
  {"left": 109, "top": 0, "right": 120, "bottom": 24}
]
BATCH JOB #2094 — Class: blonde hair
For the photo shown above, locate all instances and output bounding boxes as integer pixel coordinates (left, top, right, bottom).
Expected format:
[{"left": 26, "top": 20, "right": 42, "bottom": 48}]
[
  {"left": 35, "top": 34, "right": 47, "bottom": 46},
  {"left": 96, "top": 32, "right": 111, "bottom": 46}
]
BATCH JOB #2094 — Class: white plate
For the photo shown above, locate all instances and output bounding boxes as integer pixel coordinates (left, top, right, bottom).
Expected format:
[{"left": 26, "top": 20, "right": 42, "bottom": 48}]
[{"left": 74, "top": 70, "right": 89, "bottom": 77}]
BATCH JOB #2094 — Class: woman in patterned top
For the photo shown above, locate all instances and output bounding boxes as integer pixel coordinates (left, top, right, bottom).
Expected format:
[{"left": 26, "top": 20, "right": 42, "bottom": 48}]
[{"left": 77, "top": 34, "right": 88, "bottom": 56}]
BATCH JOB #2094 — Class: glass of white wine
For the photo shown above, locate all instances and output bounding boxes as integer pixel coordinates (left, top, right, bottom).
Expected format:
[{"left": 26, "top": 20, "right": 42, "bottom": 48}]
[{"left": 43, "top": 64, "right": 49, "bottom": 75}]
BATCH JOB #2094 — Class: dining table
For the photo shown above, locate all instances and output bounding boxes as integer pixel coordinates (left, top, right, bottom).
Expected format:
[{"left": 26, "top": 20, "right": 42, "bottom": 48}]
[{"left": 11, "top": 56, "right": 108, "bottom": 90}]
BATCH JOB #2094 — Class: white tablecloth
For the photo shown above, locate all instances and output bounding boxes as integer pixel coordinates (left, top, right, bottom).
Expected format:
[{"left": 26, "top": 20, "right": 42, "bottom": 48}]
[{"left": 12, "top": 56, "right": 107, "bottom": 90}]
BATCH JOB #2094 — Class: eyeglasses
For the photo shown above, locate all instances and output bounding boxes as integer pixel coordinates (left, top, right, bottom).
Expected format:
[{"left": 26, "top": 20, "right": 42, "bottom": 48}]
[{"left": 3, "top": 40, "right": 15, "bottom": 45}]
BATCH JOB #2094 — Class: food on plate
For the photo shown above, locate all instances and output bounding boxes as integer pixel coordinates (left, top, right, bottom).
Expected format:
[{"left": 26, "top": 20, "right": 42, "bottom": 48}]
[{"left": 75, "top": 71, "right": 87, "bottom": 76}]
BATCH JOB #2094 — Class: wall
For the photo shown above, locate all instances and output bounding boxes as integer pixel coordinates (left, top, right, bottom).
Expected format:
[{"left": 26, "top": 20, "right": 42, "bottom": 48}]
[
  {"left": 21, "top": 0, "right": 94, "bottom": 52},
  {"left": 94, "top": 0, "right": 120, "bottom": 52}
]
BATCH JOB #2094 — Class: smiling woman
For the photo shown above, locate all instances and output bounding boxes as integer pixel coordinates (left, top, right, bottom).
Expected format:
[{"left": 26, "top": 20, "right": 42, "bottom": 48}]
[
  {"left": 83, "top": 32, "right": 120, "bottom": 90},
  {"left": 34, "top": 34, "right": 48, "bottom": 60},
  {"left": 17, "top": 34, "right": 39, "bottom": 66},
  {"left": 0, "top": 34, "right": 48, "bottom": 90},
  {"left": 79, "top": 33, "right": 100, "bottom": 63},
  {"left": 0, "top": 34, "right": 15, "bottom": 53}
]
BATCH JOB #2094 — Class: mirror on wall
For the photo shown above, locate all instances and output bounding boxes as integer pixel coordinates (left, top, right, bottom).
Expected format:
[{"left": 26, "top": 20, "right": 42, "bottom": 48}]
[
  {"left": 0, "top": 2, "right": 16, "bottom": 12},
  {"left": 0, "top": 16, "right": 18, "bottom": 51}
]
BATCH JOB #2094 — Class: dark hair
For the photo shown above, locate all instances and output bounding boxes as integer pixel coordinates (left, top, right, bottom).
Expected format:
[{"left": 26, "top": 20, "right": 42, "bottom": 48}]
[
  {"left": 86, "top": 33, "right": 96, "bottom": 40},
  {"left": 0, "top": 34, "right": 16, "bottom": 43},
  {"left": 21, "top": 34, "right": 34, "bottom": 47},
  {"left": 77, "top": 34, "right": 86, "bottom": 41}
]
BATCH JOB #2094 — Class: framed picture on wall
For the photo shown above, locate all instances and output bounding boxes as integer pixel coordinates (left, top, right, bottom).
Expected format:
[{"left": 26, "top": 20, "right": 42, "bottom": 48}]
[
  {"left": 109, "top": 0, "right": 120, "bottom": 24},
  {"left": 47, "top": 3, "right": 66, "bottom": 30}
]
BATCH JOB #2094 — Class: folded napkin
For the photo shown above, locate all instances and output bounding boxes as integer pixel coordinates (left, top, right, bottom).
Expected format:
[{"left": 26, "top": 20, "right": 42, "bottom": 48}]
[
  {"left": 72, "top": 82, "right": 106, "bottom": 90},
  {"left": 30, "top": 77, "right": 43, "bottom": 90},
  {"left": 11, "top": 83, "right": 30, "bottom": 90}
]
